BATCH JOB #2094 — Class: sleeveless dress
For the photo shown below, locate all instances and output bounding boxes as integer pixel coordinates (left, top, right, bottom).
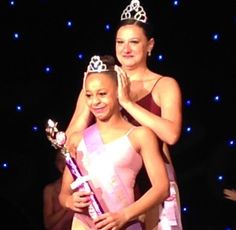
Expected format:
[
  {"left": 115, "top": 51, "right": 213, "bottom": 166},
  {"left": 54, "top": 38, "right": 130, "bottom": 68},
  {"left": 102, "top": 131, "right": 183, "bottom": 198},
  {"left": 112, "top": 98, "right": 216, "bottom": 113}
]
[
  {"left": 71, "top": 127, "right": 144, "bottom": 230},
  {"left": 121, "top": 78, "right": 183, "bottom": 230}
]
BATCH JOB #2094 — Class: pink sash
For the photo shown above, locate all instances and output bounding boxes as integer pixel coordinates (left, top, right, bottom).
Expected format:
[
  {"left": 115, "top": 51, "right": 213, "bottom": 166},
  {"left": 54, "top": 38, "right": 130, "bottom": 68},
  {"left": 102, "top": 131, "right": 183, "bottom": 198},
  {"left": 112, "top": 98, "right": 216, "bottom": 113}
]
[{"left": 75, "top": 124, "right": 143, "bottom": 229}]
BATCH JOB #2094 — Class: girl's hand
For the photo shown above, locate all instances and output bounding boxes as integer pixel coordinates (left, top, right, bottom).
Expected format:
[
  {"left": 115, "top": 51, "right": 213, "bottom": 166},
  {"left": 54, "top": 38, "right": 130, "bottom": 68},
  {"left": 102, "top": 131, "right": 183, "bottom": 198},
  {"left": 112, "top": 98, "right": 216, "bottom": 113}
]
[
  {"left": 68, "top": 190, "right": 92, "bottom": 213},
  {"left": 94, "top": 211, "right": 127, "bottom": 230}
]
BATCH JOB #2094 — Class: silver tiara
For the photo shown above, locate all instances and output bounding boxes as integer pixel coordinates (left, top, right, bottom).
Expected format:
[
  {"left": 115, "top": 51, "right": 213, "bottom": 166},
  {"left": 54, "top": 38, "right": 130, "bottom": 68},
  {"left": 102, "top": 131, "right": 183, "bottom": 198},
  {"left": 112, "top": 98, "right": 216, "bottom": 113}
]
[
  {"left": 120, "top": 0, "right": 147, "bottom": 23},
  {"left": 87, "top": 55, "right": 108, "bottom": 73}
]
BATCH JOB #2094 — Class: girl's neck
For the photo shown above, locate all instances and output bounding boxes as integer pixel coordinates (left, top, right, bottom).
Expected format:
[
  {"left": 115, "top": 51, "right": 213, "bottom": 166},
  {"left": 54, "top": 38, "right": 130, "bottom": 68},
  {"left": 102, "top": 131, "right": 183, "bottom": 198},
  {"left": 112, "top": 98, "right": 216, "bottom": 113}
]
[{"left": 96, "top": 114, "right": 128, "bottom": 132}]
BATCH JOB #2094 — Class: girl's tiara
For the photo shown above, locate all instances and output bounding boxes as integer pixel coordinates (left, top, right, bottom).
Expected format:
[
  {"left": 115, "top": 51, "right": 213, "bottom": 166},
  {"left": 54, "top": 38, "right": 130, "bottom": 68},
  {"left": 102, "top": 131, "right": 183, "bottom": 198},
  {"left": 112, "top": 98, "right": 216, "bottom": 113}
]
[{"left": 87, "top": 55, "right": 108, "bottom": 73}]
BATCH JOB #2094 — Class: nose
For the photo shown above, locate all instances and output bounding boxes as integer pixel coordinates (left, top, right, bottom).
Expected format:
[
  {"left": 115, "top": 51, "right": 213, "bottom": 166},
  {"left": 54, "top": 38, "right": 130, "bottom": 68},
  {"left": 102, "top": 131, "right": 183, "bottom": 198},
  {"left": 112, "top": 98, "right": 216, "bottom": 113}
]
[
  {"left": 92, "top": 96, "right": 100, "bottom": 105},
  {"left": 123, "top": 42, "right": 132, "bottom": 53}
]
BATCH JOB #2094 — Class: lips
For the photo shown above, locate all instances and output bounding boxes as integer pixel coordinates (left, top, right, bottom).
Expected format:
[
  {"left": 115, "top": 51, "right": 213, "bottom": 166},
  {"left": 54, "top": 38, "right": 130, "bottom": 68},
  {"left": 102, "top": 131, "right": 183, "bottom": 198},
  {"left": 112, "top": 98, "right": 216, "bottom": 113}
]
[
  {"left": 123, "top": 55, "right": 133, "bottom": 58},
  {"left": 91, "top": 107, "right": 106, "bottom": 115}
]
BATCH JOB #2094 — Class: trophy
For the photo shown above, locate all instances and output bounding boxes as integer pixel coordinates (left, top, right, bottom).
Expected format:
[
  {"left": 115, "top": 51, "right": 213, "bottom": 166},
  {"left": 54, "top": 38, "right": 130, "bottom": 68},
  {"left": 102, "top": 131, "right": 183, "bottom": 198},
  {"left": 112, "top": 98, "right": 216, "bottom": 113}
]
[{"left": 45, "top": 119, "right": 104, "bottom": 219}]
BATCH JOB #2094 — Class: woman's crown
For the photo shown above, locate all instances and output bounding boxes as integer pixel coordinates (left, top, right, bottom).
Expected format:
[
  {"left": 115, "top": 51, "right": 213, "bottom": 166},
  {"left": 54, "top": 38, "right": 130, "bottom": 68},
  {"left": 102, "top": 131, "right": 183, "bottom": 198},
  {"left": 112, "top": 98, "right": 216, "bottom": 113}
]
[{"left": 120, "top": 0, "right": 147, "bottom": 23}]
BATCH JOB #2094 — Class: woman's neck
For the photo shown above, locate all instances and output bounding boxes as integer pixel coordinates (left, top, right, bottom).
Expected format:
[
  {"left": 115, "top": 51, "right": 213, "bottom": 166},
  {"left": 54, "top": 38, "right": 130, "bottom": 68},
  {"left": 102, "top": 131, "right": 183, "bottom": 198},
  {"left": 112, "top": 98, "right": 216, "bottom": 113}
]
[{"left": 122, "top": 66, "right": 148, "bottom": 81}]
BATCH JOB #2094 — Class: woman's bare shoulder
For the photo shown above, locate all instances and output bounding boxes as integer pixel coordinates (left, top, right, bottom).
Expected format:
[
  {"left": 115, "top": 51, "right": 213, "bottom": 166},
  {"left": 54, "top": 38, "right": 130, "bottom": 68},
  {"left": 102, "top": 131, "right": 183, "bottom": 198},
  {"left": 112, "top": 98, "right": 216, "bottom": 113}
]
[
  {"left": 149, "top": 71, "right": 178, "bottom": 83},
  {"left": 151, "top": 72, "right": 180, "bottom": 91}
]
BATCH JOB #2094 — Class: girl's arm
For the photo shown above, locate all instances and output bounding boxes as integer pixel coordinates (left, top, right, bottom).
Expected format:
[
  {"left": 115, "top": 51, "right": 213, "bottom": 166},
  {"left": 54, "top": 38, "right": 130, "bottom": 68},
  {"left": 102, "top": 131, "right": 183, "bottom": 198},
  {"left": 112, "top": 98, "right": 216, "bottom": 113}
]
[
  {"left": 122, "top": 126, "right": 169, "bottom": 221},
  {"left": 59, "top": 133, "right": 92, "bottom": 213}
]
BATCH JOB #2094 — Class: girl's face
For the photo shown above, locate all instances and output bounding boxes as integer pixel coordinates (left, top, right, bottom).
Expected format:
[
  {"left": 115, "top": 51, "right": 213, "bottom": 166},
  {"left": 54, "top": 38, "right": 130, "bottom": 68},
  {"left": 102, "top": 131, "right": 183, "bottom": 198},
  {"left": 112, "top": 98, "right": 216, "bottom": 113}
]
[
  {"left": 115, "top": 24, "right": 153, "bottom": 70},
  {"left": 85, "top": 73, "right": 119, "bottom": 121}
]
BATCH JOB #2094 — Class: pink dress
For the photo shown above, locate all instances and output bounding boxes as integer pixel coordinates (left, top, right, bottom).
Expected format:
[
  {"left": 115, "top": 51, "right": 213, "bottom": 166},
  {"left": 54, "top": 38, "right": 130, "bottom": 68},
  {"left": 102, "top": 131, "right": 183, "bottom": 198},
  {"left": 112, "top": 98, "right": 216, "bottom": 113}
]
[{"left": 71, "top": 127, "right": 143, "bottom": 229}]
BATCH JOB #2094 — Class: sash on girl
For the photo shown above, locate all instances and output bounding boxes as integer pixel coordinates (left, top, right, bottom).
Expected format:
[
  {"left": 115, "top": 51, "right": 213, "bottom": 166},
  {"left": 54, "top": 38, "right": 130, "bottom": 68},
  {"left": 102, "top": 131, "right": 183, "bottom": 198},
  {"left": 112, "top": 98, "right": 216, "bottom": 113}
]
[{"left": 78, "top": 124, "right": 143, "bottom": 229}]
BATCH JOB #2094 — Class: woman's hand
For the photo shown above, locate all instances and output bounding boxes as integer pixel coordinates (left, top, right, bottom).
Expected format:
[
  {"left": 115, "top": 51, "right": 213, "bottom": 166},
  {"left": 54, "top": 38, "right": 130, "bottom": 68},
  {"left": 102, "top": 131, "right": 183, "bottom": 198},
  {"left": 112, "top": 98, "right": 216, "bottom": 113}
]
[{"left": 115, "top": 65, "right": 131, "bottom": 106}]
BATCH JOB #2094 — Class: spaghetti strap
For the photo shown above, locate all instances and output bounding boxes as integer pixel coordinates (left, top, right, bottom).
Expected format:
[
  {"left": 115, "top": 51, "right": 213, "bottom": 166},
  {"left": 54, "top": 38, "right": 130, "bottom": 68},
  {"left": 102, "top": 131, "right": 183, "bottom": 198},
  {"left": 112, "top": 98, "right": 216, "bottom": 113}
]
[
  {"left": 126, "top": 126, "right": 136, "bottom": 136},
  {"left": 151, "top": 76, "right": 164, "bottom": 92}
]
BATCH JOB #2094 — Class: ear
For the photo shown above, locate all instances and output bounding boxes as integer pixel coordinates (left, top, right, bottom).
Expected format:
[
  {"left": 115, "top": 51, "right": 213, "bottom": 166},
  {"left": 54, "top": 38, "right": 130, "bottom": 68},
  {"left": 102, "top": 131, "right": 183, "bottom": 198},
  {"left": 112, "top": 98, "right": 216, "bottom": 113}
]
[{"left": 148, "top": 38, "right": 155, "bottom": 52}]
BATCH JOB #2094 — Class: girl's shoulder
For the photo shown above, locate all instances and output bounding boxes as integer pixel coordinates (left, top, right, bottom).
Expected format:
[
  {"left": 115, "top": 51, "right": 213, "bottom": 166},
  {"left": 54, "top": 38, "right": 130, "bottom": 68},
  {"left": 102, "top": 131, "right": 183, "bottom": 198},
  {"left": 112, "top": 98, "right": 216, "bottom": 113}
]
[
  {"left": 128, "top": 125, "right": 157, "bottom": 152},
  {"left": 129, "top": 125, "right": 155, "bottom": 140}
]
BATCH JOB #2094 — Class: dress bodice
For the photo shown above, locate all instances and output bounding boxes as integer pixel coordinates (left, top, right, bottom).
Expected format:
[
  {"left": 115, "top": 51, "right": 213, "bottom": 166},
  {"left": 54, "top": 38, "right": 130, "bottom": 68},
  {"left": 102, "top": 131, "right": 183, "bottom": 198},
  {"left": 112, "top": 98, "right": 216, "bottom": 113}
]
[{"left": 76, "top": 129, "right": 142, "bottom": 210}]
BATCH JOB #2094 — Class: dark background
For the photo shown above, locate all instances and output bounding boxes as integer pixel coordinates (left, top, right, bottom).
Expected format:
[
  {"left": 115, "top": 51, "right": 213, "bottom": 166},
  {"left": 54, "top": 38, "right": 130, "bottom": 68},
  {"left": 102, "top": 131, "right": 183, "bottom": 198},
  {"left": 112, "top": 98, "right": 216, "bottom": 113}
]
[{"left": 1, "top": 0, "right": 236, "bottom": 229}]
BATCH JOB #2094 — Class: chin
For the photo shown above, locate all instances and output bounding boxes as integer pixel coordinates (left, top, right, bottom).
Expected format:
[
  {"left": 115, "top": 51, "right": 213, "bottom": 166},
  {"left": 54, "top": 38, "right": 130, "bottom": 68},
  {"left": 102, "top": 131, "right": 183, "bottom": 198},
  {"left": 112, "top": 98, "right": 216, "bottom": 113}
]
[
  {"left": 95, "top": 114, "right": 109, "bottom": 121},
  {"left": 122, "top": 61, "right": 136, "bottom": 68},
  {"left": 97, "top": 117, "right": 109, "bottom": 122}
]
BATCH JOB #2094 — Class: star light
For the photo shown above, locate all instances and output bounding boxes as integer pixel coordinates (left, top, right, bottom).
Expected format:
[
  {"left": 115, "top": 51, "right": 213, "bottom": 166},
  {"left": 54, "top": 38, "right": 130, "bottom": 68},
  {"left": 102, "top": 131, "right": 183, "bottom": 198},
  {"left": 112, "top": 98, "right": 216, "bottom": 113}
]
[
  {"left": 66, "top": 20, "right": 73, "bottom": 28},
  {"left": 13, "top": 32, "right": 20, "bottom": 40},
  {"left": 105, "top": 23, "right": 111, "bottom": 32},
  {"left": 16, "top": 105, "right": 23, "bottom": 112}
]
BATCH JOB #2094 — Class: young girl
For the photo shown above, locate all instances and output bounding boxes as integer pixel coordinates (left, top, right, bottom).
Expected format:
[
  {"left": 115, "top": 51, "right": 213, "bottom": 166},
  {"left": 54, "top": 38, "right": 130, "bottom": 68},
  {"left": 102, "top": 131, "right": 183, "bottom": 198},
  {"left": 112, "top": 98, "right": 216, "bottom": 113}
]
[{"left": 59, "top": 55, "right": 169, "bottom": 229}]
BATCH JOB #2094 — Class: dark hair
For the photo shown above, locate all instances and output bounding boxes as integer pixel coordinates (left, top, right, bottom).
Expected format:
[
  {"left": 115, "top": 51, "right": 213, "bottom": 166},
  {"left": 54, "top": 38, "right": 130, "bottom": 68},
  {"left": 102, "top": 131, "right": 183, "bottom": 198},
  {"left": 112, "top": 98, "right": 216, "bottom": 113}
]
[
  {"left": 100, "top": 55, "right": 116, "bottom": 69},
  {"left": 116, "top": 19, "right": 154, "bottom": 40}
]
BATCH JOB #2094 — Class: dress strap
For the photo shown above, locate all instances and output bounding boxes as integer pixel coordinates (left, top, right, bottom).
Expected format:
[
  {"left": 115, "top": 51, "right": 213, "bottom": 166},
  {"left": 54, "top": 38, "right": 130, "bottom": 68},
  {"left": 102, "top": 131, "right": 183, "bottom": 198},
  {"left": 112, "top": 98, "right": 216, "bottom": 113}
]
[
  {"left": 151, "top": 76, "right": 164, "bottom": 92},
  {"left": 126, "top": 126, "right": 136, "bottom": 136}
]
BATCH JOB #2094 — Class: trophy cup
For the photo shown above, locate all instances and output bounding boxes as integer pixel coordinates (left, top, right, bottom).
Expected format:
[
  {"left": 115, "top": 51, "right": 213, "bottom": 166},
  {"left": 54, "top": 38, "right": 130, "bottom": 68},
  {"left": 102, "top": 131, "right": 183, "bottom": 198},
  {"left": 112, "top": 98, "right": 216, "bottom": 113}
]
[{"left": 45, "top": 119, "right": 104, "bottom": 219}]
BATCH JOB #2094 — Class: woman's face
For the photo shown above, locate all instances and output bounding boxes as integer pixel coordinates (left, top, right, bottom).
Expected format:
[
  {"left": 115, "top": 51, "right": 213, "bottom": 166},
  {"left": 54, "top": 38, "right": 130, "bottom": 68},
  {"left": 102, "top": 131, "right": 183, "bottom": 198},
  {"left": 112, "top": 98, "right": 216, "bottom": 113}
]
[
  {"left": 85, "top": 73, "right": 119, "bottom": 121},
  {"left": 115, "top": 24, "right": 152, "bottom": 70}
]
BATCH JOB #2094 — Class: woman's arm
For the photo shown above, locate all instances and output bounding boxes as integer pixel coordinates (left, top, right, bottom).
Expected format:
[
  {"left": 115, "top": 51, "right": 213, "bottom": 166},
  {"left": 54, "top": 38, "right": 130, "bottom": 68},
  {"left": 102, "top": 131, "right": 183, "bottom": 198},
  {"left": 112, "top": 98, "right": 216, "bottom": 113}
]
[
  {"left": 118, "top": 69, "right": 182, "bottom": 145},
  {"left": 65, "top": 89, "right": 93, "bottom": 138}
]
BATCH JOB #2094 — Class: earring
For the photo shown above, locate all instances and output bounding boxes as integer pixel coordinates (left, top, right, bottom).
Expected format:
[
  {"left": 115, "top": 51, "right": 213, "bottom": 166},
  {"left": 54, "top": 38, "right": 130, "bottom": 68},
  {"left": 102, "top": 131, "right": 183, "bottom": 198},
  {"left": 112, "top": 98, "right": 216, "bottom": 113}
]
[{"left": 148, "top": 51, "right": 151, "bottom": 56}]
